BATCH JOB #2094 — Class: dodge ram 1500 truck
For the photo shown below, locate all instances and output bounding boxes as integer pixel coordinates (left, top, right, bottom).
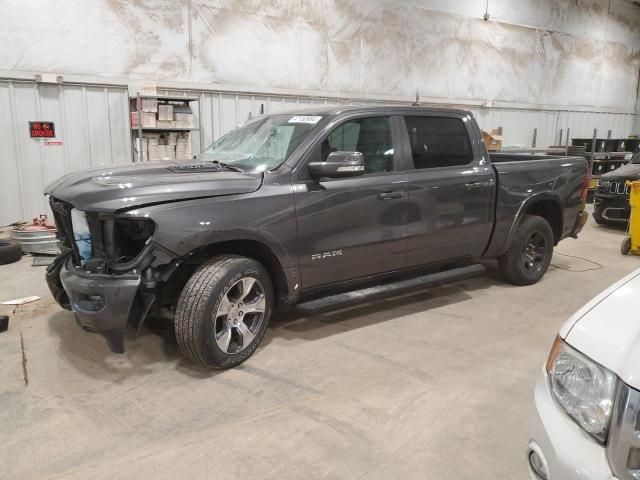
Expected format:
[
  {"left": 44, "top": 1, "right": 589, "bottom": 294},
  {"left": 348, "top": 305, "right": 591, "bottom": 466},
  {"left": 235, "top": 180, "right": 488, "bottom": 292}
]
[
  {"left": 44, "top": 106, "right": 590, "bottom": 368},
  {"left": 529, "top": 268, "right": 640, "bottom": 480}
]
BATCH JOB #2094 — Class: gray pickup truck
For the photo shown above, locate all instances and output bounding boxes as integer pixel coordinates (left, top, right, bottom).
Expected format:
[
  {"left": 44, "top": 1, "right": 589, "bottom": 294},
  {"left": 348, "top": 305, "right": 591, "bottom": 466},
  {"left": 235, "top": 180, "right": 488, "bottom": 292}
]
[{"left": 44, "top": 106, "right": 589, "bottom": 368}]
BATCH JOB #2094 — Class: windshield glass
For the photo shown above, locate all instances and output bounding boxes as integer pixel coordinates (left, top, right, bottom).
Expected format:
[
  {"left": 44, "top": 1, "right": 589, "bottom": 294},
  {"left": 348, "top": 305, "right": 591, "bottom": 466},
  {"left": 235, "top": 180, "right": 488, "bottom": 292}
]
[
  {"left": 196, "top": 114, "right": 323, "bottom": 172},
  {"left": 632, "top": 152, "right": 640, "bottom": 164}
]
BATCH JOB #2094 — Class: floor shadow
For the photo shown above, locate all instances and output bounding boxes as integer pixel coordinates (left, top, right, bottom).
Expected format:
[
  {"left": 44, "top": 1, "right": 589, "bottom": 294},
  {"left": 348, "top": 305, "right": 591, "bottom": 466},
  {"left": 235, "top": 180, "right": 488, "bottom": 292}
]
[
  {"left": 48, "top": 266, "right": 507, "bottom": 375},
  {"left": 47, "top": 310, "right": 224, "bottom": 380},
  {"left": 261, "top": 271, "right": 506, "bottom": 348},
  {"left": 593, "top": 221, "right": 627, "bottom": 233}
]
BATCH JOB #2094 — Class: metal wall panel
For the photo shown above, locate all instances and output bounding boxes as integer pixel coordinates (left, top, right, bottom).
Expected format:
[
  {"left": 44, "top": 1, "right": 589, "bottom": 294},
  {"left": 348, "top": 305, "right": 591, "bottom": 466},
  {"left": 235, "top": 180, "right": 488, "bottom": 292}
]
[
  {"left": 161, "top": 88, "right": 639, "bottom": 155},
  {"left": 0, "top": 80, "right": 130, "bottom": 226},
  {"left": 1, "top": 81, "right": 638, "bottom": 227}
]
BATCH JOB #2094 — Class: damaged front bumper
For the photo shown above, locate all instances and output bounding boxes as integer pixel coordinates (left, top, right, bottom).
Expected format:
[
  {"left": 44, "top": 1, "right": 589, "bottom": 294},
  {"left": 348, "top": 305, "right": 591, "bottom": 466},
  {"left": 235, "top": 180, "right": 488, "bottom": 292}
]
[{"left": 59, "top": 257, "right": 141, "bottom": 353}]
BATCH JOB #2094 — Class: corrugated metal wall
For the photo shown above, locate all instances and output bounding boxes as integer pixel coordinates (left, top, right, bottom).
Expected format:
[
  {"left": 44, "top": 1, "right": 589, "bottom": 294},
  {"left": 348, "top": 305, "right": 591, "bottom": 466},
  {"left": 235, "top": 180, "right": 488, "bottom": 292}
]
[
  {"left": 1, "top": 80, "right": 637, "bottom": 226},
  {"left": 471, "top": 108, "right": 638, "bottom": 148},
  {"left": 162, "top": 88, "right": 638, "bottom": 154},
  {"left": 0, "top": 79, "right": 130, "bottom": 226}
]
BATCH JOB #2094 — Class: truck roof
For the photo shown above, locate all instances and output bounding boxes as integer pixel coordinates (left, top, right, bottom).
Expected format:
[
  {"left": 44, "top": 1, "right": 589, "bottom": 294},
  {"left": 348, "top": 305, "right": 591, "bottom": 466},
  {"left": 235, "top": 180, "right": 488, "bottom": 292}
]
[{"left": 271, "top": 105, "right": 473, "bottom": 117}]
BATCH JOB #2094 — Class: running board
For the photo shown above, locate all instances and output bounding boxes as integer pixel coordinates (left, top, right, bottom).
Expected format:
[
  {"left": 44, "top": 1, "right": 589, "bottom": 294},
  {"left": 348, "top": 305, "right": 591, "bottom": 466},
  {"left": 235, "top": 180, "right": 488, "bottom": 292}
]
[{"left": 295, "top": 264, "right": 486, "bottom": 315}]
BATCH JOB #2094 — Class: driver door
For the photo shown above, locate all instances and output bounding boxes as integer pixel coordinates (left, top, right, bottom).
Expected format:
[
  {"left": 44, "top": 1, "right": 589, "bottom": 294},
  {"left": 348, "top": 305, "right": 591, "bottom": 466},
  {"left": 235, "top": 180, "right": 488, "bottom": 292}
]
[{"left": 293, "top": 115, "right": 409, "bottom": 290}]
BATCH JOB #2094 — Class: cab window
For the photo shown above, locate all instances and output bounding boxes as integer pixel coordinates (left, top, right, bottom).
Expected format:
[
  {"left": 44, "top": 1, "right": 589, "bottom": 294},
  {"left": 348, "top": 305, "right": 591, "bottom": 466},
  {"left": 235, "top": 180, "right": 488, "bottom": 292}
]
[
  {"left": 403, "top": 116, "right": 473, "bottom": 169},
  {"left": 320, "top": 117, "right": 395, "bottom": 174}
]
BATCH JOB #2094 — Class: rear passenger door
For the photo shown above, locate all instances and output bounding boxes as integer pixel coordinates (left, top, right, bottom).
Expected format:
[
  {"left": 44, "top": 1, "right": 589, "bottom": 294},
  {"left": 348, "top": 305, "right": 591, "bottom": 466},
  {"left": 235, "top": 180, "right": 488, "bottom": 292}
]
[{"left": 400, "top": 114, "right": 495, "bottom": 266}]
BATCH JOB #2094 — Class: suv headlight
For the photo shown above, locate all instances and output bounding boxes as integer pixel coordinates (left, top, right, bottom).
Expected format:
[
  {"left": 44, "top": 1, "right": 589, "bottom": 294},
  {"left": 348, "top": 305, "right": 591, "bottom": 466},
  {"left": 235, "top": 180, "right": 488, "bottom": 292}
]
[
  {"left": 546, "top": 337, "right": 617, "bottom": 443},
  {"left": 599, "top": 180, "right": 610, "bottom": 189}
]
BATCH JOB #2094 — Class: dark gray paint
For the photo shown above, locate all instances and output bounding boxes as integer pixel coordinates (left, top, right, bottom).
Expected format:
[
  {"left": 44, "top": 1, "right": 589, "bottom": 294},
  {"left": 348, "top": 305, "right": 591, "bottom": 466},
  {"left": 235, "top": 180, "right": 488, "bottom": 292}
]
[{"left": 44, "top": 106, "right": 589, "bottom": 352}]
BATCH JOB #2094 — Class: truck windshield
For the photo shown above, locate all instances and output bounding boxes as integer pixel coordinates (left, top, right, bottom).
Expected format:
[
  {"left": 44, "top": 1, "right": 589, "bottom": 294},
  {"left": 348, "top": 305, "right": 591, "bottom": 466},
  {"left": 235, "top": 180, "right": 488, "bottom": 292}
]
[{"left": 197, "top": 114, "right": 322, "bottom": 172}]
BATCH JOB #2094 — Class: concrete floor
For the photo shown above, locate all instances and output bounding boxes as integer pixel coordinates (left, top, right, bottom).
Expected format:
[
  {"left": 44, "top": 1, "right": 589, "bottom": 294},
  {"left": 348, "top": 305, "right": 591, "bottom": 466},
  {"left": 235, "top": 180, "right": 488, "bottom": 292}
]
[{"left": 1, "top": 216, "right": 638, "bottom": 480}]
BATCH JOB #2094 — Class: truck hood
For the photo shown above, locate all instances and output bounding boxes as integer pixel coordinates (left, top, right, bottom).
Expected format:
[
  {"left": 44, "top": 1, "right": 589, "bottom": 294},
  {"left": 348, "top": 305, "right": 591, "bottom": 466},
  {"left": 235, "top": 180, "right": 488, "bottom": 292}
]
[
  {"left": 601, "top": 162, "right": 640, "bottom": 180},
  {"left": 559, "top": 268, "right": 640, "bottom": 389},
  {"left": 44, "top": 162, "right": 263, "bottom": 212}
]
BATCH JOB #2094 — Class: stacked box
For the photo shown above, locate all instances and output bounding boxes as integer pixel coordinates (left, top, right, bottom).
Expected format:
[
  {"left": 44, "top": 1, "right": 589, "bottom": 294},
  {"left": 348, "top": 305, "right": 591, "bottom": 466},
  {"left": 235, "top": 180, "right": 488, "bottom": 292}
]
[
  {"left": 173, "top": 105, "right": 193, "bottom": 128},
  {"left": 143, "top": 112, "right": 156, "bottom": 127},
  {"left": 136, "top": 97, "right": 158, "bottom": 113},
  {"left": 176, "top": 133, "right": 192, "bottom": 160},
  {"left": 175, "top": 113, "right": 193, "bottom": 128},
  {"left": 131, "top": 111, "right": 157, "bottom": 128},
  {"left": 168, "top": 132, "right": 179, "bottom": 145},
  {"left": 156, "top": 144, "right": 176, "bottom": 161},
  {"left": 147, "top": 136, "right": 160, "bottom": 161},
  {"left": 158, "top": 104, "right": 173, "bottom": 121}
]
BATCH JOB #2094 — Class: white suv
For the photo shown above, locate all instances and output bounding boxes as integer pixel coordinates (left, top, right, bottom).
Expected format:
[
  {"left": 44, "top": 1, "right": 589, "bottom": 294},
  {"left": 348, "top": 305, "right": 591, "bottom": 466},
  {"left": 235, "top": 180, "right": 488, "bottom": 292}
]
[{"left": 529, "top": 268, "right": 640, "bottom": 480}]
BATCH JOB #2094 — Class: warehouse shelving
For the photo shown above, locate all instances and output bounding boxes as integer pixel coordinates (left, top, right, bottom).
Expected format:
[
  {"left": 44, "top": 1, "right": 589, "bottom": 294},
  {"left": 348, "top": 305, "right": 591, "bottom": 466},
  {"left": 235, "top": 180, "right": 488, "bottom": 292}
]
[{"left": 130, "top": 93, "right": 200, "bottom": 162}]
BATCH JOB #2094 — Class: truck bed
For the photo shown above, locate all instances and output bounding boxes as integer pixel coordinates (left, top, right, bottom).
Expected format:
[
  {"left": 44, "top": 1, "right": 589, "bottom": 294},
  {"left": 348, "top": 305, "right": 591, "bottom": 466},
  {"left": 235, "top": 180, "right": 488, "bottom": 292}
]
[{"left": 483, "top": 153, "right": 589, "bottom": 258}]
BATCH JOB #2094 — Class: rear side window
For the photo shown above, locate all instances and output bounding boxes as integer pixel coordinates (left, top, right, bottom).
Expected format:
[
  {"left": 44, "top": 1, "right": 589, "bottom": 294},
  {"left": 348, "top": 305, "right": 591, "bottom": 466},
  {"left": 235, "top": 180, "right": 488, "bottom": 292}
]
[
  {"left": 321, "top": 117, "right": 395, "bottom": 173},
  {"left": 403, "top": 116, "right": 473, "bottom": 169}
]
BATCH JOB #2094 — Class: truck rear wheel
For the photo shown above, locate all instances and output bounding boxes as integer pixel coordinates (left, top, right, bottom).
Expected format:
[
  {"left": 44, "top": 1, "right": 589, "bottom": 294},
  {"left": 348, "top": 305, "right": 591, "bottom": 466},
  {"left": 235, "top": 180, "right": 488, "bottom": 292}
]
[
  {"left": 498, "top": 215, "right": 554, "bottom": 286},
  {"left": 174, "top": 255, "right": 273, "bottom": 369}
]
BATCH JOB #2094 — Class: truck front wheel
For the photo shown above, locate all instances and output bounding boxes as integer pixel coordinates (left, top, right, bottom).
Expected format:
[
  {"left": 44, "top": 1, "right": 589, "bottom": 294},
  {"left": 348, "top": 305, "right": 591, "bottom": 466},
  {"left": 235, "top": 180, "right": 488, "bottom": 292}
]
[
  {"left": 498, "top": 215, "right": 554, "bottom": 286},
  {"left": 174, "top": 255, "right": 273, "bottom": 369}
]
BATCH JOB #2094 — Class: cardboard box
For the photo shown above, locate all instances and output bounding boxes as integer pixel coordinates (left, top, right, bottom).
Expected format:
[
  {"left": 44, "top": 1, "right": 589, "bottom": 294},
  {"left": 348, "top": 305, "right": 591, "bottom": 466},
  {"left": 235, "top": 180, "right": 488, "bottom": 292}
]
[
  {"left": 158, "top": 104, "right": 174, "bottom": 121},
  {"left": 156, "top": 120, "right": 175, "bottom": 129},
  {"left": 148, "top": 145, "right": 160, "bottom": 161},
  {"left": 176, "top": 138, "right": 192, "bottom": 160},
  {"left": 482, "top": 129, "right": 503, "bottom": 151},
  {"left": 174, "top": 113, "right": 193, "bottom": 128}
]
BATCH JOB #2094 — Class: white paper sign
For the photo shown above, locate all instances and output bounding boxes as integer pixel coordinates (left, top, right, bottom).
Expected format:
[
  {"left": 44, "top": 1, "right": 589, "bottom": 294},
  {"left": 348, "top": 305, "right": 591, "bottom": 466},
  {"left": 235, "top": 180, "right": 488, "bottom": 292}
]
[{"left": 288, "top": 116, "right": 322, "bottom": 124}]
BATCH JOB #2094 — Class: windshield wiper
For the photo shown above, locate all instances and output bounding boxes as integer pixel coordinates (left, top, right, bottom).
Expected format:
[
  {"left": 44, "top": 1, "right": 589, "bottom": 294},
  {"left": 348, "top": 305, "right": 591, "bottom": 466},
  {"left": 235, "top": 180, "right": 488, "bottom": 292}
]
[{"left": 209, "top": 160, "right": 244, "bottom": 172}]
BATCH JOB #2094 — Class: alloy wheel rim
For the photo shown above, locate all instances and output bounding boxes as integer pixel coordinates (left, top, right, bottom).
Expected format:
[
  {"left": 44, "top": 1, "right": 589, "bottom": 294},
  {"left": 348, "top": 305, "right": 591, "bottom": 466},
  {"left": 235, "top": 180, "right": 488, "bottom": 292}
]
[
  {"left": 213, "top": 277, "right": 266, "bottom": 354},
  {"left": 522, "top": 230, "right": 547, "bottom": 274}
]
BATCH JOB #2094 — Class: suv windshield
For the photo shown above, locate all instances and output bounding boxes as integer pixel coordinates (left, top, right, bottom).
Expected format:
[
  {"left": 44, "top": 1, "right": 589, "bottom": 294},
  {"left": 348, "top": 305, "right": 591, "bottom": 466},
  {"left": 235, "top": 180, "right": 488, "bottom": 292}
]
[
  {"left": 196, "top": 114, "right": 322, "bottom": 172},
  {"left": 632, "top": 152, "right": 640, "bottom": 164}
]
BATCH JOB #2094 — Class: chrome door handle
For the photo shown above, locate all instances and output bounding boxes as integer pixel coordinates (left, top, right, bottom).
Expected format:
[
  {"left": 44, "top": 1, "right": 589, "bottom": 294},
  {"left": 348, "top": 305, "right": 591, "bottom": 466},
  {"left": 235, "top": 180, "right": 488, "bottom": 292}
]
[
  {"left": 378, "top": 190, "right": 404, "bottom": 200},
  {"left": 464, "top": 182, "right": 485, "bottom": 190}
]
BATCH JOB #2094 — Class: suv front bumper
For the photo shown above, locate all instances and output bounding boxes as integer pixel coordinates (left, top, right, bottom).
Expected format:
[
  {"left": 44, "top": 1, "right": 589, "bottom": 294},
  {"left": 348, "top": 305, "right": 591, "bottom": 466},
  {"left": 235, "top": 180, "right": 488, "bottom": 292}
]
[
  {"left": 59, "top": 258, "right": 141, "bottom": 353},
  {"left": 594, "top": 193, "right": 630, "bottom": 223},
  {"left": 529, "top": 367, "right": 617, "bottom": 479}
]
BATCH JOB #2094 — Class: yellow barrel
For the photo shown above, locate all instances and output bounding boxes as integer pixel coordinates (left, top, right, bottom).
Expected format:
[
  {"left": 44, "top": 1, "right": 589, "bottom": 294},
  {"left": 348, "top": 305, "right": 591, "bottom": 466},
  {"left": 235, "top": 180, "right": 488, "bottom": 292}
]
[{"left": 623, "top": 181, "right": 640, "bottom": 255}]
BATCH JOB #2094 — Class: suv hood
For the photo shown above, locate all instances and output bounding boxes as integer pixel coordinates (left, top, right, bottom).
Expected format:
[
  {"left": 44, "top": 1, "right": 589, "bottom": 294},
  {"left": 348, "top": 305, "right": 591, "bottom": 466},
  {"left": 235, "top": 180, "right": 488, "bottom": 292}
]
[
  {"left": 559, "top": 268, "right": 640, "bottom": 389},
  {"left": 601, "top": 162, "right": 640, "bottom": 180},
  {"left": 44, "top": 162, "right": 263, "bottom": 212}
]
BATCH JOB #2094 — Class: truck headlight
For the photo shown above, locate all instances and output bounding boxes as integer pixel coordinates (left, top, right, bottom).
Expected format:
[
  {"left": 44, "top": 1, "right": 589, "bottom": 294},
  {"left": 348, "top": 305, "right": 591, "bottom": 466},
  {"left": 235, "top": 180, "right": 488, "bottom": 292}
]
[
  {"left": 546, "top": 337, "right": 616, "bottom": 443},
  {"left": 70, "top": 208, "right": 92, "bottom": 261}
]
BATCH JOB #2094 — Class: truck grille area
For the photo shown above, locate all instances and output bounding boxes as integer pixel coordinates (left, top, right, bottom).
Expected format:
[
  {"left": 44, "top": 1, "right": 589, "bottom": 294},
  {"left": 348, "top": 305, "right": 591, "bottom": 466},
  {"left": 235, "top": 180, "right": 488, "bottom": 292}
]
[
  {"left": 607, "top": 382, "right": 640, "bottom": 480},
  {"left": 599, "top": 180, "right": 630, "bottom": 196},
  {"left": 609, "top": 182, "right": 630, "bottom": 196},
  {"left": 49, "top": 197, "right": 81, "bottom": 265}
]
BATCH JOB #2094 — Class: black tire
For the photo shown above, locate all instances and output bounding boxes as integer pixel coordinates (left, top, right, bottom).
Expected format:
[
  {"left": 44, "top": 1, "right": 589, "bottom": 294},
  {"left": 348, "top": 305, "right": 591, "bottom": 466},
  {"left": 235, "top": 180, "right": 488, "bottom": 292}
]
[
  {"left": 592, "top": 212, "right": 606, "bottom": 225},
  {"left": 498, "top": 215, "right": 554, "bottom": 286},
  {"left": 621, "top": 237, "right": 631, "bottom": 256},
  {"left": 0, "top": 239, "right": 22, "bottom": 265},
  {"left": 174, "top": 255, "right": 273, "bottom": 369}
]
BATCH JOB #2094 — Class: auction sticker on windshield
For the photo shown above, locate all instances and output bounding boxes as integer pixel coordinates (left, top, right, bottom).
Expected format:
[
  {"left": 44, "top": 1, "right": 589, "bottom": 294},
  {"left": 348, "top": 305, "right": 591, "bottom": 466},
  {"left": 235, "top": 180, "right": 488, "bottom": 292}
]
[{"left": 288, "top": 116, "right": 322, "bottom": 124}]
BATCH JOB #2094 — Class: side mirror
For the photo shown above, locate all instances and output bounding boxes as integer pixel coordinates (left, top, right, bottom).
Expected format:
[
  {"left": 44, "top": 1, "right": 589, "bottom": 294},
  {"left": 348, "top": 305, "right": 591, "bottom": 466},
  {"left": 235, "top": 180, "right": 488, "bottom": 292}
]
[{"left": 309, "top": 151, "right": 365, "bottom": 179}]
